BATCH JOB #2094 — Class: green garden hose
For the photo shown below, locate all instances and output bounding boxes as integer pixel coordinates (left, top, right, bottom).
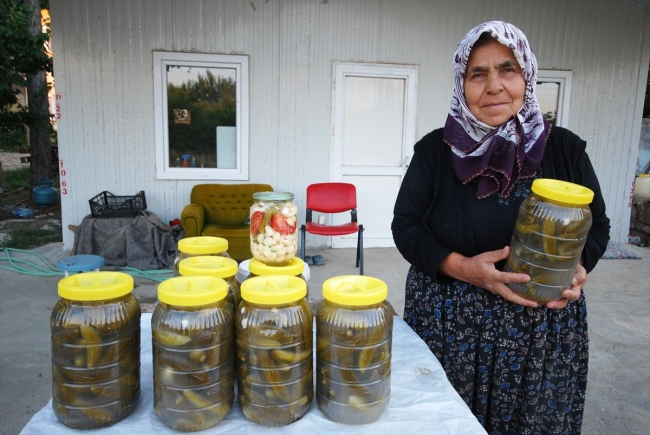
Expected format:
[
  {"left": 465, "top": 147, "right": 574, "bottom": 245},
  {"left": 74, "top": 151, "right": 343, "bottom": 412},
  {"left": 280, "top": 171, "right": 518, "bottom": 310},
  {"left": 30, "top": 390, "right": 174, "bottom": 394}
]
[{"left": 0, "top": 247, "right": 173, "bottom": 282}]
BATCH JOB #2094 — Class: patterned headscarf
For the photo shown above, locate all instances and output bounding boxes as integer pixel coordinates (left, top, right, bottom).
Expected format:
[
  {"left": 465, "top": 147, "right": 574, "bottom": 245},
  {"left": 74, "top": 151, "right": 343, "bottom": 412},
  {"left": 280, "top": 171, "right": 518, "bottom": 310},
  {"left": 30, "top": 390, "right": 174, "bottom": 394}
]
[{"left": 443, "top": 21, "right": 550, "bottom": 199}]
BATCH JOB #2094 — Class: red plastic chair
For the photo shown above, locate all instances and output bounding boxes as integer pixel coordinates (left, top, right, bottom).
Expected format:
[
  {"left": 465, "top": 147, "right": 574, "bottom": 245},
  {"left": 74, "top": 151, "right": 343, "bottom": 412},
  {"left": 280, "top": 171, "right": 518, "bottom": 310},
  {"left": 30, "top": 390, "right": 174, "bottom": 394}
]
[{"left": 300, "top": 182, "right": 364, "bottom": 274}]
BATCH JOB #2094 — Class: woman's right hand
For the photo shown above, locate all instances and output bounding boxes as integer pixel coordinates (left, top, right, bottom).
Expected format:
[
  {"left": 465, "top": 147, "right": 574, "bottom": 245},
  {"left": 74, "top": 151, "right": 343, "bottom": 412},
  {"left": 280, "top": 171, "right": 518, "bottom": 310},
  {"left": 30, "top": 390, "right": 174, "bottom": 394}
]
[{"left": 439, "top": 246, "right": 538, "bottom": 307}]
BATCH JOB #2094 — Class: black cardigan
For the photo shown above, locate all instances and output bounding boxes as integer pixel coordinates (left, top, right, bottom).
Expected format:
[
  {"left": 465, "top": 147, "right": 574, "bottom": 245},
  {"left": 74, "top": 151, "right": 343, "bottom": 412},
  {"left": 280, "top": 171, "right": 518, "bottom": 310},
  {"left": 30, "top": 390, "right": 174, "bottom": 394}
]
[{"left": 391, "top": 127, "right": 611, "bottom": 284}]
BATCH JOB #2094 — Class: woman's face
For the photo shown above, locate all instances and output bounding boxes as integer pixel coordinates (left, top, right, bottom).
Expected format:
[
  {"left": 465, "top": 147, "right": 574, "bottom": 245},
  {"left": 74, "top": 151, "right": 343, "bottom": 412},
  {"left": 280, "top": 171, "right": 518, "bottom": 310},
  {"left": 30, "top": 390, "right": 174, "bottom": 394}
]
[{"left": 463, "top": 39, "right": 526, "bottom": 127}]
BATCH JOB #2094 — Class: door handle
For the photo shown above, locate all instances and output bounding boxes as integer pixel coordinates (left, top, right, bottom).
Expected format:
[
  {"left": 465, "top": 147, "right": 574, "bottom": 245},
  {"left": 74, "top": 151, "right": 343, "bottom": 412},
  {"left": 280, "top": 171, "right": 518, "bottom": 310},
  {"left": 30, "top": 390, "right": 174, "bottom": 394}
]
[{"left": 399, "top": 156, "right": 409, "bottom": 165}]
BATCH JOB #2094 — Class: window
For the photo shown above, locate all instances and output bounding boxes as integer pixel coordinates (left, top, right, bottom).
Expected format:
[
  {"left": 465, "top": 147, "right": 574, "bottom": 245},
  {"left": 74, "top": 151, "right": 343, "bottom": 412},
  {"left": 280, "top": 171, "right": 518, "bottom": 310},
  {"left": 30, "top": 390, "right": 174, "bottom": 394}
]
[
  {"left": 153, "top": 52, "right": 249, "bottom": 180},
  {"left": 536, "top": 70, "right": 572, "bottom": 127}
]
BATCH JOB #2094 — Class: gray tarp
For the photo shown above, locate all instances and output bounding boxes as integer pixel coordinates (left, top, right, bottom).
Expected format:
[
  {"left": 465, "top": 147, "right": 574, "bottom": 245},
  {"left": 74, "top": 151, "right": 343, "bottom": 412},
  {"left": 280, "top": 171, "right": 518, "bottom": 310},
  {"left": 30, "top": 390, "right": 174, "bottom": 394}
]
[{"left": 72, "top": 211, "right": 181, "bottom": 270}]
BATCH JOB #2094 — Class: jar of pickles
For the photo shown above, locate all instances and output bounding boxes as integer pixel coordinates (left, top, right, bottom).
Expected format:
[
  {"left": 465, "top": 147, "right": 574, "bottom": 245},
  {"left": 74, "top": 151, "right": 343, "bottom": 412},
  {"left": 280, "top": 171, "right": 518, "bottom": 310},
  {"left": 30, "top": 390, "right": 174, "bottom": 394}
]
[
  {"left": 247, "top": 257, "right": 308, "bottom": 299},
  {"left": 51, "top": 272, "right": 141, "bottom": 429},
  {"left": 316, "top": 275, "right": 392, "bottom": 425},
  {"left": 179, "top": 256, "right": 241, "bottom": 310},
  {"left": 505, "top": 179, "right": 594, "bottom": 303},
  {"left": 152, "top": 276, "right": 235, "bottom": 431},
  {"left": 173, "top": 237, "right": 230, "bottom": 276},
  {"left": 236, "top": 276, "right": 313, "bottom": 426},
  {"left": 250, "top": 192, "right": 298, "bottom": 265}
]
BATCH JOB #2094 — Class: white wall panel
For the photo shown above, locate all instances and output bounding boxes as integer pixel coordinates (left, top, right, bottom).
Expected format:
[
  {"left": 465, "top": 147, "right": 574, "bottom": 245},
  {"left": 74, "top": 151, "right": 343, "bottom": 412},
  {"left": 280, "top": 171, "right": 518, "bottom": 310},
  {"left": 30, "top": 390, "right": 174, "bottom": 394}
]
[
  {"left": 340, "top": 174, "right": 402, "bottom": 248},
  {"left": 50, "top": 0, "right": 648, "bottom": 250}
]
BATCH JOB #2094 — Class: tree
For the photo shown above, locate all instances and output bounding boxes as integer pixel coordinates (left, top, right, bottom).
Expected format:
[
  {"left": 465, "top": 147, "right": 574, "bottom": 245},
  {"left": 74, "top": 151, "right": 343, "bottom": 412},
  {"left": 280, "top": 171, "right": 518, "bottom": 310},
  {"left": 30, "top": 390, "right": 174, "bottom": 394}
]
[
  {"left": 542, "top": 110, "right": 557, "bottom": 126},
  {"left": 644, "top": 62, "right": 650, "bottom": 118},
  {"left": 167, "top": 71, "right": 236, "bottom": 166},
  {"left": 0, "top": 0, "right": 53, "bottom": 186}
]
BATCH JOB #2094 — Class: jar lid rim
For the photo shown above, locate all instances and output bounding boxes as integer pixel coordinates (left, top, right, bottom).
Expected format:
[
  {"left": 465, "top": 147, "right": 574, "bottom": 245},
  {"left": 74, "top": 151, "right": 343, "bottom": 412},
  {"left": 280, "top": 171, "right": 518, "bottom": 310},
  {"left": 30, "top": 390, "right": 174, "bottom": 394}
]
[
  {"left": 531, "top": 179, "right": 594, "bottom": 205},
  {"left": 240, "top": 275, "right": 306, "bottom": 304},
  {"left": 249, "top": 257, "right": 304, "bottom": 275},
  {"left": 58, "top": 272, "right": 134, "bottom": 301},
  {"left": 157, "top": 276, "right": 228, "bottom": 306},
  {"left": 322, "top": 275, "right": 387, "bottom": 305},
  {"left": 177, "top": 236, "right": 228, "bottom": 254},
  {"left": 179, "top": 256, "right": 238, "bottom": 278},
  {"left": 252, "top": 192, "right": 294, "bottom": 201}
]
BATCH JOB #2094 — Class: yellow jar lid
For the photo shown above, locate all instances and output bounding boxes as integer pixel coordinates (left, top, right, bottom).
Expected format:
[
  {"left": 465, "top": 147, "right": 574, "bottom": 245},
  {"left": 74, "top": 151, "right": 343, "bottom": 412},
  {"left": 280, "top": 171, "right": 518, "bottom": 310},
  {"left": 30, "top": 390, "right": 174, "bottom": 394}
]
[
  {"left": 157, "top": 276, "right": 227, "bottom": 306},
  {"left": 249, "top": 257, "right": 304, "bottom": 276},
  {"left": 531, "top": 179, "right": 594, "bottom": 205},
  {"left": 240, "top": 275, "right": 306, "bottom": 305},
  {"left": 58, "top": 272, "right": 134, "bottom": 301},
  {"left": 322, "top": 275, "right": 388, "bottom": 306},
  {"left": 177, "top": 236, "right": 228, "bottom": 254},
  {"left": 639, "top": 174, "right": 650, "bottom": 178},
  {"left": 179, "top": 256, "right": 238, "bottom": 278}
]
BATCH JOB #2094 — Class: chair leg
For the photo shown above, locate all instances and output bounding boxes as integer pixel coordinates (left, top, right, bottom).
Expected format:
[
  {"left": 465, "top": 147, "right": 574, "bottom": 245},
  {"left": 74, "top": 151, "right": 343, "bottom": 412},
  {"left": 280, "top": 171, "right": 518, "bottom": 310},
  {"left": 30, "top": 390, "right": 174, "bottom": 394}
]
[
  {"left": 355, "top": 231, "right": 360, "bottom": 268},
  {"left": 300, "top": 225, "right": 306, "bottom": 260},
  {"left": 358, "top": 225, "right": 364, "bottom": 275}
]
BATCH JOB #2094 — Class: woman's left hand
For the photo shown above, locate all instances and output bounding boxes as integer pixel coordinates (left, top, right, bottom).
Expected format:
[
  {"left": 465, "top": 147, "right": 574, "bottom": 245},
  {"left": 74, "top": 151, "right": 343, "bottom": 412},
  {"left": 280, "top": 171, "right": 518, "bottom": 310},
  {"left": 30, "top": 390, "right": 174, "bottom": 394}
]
[{"left": 545, "top": 263, "right": 587, "bottom": 309}]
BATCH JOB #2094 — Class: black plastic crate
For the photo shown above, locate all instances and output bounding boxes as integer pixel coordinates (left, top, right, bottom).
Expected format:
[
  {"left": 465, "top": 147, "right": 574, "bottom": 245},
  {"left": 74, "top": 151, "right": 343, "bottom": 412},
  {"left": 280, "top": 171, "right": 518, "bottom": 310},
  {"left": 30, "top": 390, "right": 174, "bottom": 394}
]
[{"left": 89, "top": 191, "right": 147, "bottom": 218}]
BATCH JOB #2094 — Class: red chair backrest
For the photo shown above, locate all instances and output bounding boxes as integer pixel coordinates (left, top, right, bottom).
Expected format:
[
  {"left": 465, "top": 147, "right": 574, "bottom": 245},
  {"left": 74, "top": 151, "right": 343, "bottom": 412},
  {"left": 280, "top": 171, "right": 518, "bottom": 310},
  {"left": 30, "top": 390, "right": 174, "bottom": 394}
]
[{"left": 306, "top": 183, "right": 357, "bottom": 213}]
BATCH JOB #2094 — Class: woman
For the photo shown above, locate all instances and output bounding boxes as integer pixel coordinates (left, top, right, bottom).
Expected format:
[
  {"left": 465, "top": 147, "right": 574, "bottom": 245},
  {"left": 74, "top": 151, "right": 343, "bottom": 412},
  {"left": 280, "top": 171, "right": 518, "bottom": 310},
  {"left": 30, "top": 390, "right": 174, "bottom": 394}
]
[{"left": 392, "top": 21, "right": 610, "bottom": 434}]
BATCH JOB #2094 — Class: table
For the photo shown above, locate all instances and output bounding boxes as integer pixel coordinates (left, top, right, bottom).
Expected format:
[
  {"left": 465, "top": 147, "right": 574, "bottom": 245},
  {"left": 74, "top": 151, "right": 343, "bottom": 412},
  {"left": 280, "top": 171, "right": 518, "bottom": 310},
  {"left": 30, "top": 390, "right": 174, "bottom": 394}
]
[{"left": 21, "top": 314, "right": 486, "bottom": 435}]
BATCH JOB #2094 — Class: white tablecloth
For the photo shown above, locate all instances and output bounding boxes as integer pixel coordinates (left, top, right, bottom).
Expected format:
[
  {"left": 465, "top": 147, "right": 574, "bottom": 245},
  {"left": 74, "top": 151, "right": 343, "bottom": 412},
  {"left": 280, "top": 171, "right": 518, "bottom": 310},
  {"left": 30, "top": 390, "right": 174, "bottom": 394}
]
[{"left": 21, "top": 314, "right": 486, "bottom": 434}]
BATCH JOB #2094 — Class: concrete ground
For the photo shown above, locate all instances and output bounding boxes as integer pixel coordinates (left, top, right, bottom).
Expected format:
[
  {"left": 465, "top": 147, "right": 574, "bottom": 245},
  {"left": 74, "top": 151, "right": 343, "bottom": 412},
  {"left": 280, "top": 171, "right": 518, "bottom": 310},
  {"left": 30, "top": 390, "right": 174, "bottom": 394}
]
[{"left": 0, "top": 243, "right": 648, "bottom": 434}]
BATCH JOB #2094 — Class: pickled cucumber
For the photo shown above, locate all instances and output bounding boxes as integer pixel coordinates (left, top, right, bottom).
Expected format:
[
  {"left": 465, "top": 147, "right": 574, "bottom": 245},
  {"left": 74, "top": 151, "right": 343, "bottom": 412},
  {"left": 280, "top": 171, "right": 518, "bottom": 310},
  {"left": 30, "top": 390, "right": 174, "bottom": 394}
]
[
  {"left": 506, "top": 191, "right": 593, "bottom": 303},
  {"left": 236, "top": 297, "right": 313, "bottom": 426},
  {"left": 51, "top": 294, "right": 141, "bottom": 429},
  {"left": 152, "top": 300, "right": 234, "bottom": 431},
  {"left": 316, "top": 299, "right": 392, "bottom": 424}
]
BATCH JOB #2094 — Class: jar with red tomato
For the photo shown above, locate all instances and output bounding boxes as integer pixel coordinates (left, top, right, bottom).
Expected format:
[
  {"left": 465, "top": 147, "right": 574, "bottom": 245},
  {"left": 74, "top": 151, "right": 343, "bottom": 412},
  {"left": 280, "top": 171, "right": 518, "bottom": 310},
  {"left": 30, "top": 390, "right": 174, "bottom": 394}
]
[{"left": 250, "top": 192, "right": 298, "bottom": 265}]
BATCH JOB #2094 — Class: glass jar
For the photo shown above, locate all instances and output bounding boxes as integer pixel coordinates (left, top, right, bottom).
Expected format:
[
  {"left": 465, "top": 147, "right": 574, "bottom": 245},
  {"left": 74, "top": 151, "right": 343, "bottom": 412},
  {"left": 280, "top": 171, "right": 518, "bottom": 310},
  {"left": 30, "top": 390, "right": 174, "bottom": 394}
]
[
  {"left": 236, "top": 276, "right": 313, "bottom": 426},
  {"left": 316, "top": 275, "right": 392, "bottom": 425},
  {"left": 250, "top": 192, "right": 298, "bottom": 265},
  {"left": 51, "top": 272, "right": 141, "bottom": 429},
  {"left": 173, "top": 237, "right": 230, "bottom": 277},
  {"left": 178, "top": 256, "right": 241, "bottom": 310},
  {"left": 504, "top": 179, "right": 594, "bottom": 303},
  {"left": 152, "top": 276, "right": 235, "bottom": 431},
  {"left": 247, "top": 257, "right": 308, "bottom": 299}
]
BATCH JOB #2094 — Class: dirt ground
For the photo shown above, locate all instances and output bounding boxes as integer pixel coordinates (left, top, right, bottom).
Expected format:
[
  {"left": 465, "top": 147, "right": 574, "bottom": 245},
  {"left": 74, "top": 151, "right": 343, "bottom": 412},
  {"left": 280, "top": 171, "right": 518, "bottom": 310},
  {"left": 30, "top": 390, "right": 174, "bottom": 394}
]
[{"left": 0, "top": 152, "right": 61, "bottom": 240}]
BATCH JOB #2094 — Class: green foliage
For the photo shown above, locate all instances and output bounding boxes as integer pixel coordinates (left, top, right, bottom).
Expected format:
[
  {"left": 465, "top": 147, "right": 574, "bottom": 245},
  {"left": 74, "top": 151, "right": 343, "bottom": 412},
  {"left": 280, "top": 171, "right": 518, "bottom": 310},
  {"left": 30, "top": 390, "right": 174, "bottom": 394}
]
[
  {"left": 3, "top": 167, "right": 31, "bottom": 189},
  {"left": 0, "top": 127, "right": 29, "bottom": 151},
  {"left": 0, "top": 0, "right": 53, "bottom": 134},
  {"left": 543, "top": 111, "right": 556, "bottom": 126},
  {"left": 0, "top": 224, "right": 62, "bottom": 249},
  {"left": 167, "top": 70, "right": 236, "bottom": 165}
]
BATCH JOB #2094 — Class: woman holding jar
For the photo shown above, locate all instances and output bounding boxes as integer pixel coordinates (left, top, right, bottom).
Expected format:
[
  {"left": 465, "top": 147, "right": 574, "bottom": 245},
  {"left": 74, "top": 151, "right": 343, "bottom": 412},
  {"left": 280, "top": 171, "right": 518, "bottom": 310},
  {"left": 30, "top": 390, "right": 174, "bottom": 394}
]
[{"left": 391, "top": 21, "right": 610, "bottom": 434}]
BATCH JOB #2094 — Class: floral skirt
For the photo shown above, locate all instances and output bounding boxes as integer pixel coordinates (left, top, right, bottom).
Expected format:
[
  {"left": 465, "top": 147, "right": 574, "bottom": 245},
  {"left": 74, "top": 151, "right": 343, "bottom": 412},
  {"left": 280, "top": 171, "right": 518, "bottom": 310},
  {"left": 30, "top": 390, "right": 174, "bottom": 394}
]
[{"left": 404, "top": 266, "right": 588, "bottom": 435}]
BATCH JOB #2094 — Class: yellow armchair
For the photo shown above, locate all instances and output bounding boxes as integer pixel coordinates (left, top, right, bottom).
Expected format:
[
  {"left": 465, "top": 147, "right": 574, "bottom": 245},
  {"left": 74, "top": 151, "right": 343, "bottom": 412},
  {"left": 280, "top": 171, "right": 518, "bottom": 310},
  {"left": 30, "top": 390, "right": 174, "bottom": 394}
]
[{"left": 181, "top": 184, "right": 273, "bottom": 261}]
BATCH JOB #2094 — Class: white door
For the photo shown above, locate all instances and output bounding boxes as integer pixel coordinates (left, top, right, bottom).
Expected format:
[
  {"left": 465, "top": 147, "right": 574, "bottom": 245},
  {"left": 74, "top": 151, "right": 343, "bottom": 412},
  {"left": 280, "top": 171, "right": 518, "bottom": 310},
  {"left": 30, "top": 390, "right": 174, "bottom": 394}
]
[{"left": 331, "top": 63, "right": 417, "bottom": 248}]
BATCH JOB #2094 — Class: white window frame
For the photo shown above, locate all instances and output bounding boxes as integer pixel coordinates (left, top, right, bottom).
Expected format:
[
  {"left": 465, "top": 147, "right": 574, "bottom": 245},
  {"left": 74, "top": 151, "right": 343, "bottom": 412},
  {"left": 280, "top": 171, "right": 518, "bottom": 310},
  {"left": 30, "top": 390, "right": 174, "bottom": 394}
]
[
  {"left": 153, "top": 51, "right": 249, "bottom": 180},
  {"left": 536, "top": 70, "right": 572, "bottom": 128}
]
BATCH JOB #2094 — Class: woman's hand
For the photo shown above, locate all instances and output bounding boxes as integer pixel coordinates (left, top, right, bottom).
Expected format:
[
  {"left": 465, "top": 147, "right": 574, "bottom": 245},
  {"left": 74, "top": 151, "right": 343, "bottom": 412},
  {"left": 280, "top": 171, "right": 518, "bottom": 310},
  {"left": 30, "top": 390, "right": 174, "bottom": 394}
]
[
  {"left": 440, "top": 246, "right": 538, "bottom": 308},
  {"left": 546, "top": 263, "right": 587, "bottom": 309}
]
